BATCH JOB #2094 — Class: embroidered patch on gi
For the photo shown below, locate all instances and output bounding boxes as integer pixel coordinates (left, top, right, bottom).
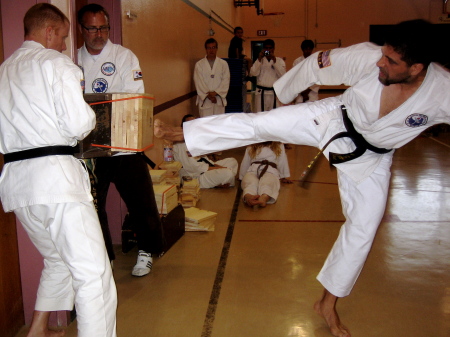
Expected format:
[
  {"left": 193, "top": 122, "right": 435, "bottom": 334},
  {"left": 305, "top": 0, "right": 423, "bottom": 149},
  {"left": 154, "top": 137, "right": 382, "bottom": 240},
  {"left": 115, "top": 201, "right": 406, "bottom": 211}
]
[
  {"left": 133, "top": 70, "right": 143, "bottom": 81},
  {"left": 92, "top": 78, "right": 108, "bottom": 93},
  {"left": 318, "top": 50, "right": 332, "bottom": 69},
  {"left": 405, "top": 113, "right": 428, "bottom": 127},
  {"left": 101, "top": 62, "right": 116, "bottom": 76},
  {"left": 80, "top": 79, "right": 85, "bottom": 92}
]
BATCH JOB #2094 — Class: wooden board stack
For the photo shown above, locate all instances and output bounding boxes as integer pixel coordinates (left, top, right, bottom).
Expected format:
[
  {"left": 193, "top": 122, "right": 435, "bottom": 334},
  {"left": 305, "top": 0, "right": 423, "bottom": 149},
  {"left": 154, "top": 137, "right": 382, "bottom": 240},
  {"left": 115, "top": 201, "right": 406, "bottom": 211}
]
[
  {"left": 150, "top": 170, "right": 167, "bottom": 184},
  {"left": 179, "top": 178, "right": 200, "bottom": 207},
  {"left": 184, "top": 207, "right": 217, "bottom": 231},
  {"left": 158, "top": 161, "right": 182, "bottom": 187},
  {"left": 77, "top": 93, "right": 154, "bottom": 158},
  {"left": 153, "top": 184, "right": 178, "bottom": 215}
]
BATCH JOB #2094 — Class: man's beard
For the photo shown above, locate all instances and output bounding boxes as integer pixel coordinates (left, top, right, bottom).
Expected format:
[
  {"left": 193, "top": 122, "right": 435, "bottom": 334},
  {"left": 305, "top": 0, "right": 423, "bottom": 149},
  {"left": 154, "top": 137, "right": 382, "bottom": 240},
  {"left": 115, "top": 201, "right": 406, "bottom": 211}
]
[
  {"left": 87, "top": 37, "right": 107, "bottom": 51},
  {"left": 378, "top": 68, "right": 412, "bottom": 86}
]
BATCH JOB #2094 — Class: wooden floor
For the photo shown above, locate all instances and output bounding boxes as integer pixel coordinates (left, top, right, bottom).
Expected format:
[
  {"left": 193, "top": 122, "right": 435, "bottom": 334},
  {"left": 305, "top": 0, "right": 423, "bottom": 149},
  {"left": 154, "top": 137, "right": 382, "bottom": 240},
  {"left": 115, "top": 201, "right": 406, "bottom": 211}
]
[{"left": 15, "top": 134, "right": 450, "bottom": 337}]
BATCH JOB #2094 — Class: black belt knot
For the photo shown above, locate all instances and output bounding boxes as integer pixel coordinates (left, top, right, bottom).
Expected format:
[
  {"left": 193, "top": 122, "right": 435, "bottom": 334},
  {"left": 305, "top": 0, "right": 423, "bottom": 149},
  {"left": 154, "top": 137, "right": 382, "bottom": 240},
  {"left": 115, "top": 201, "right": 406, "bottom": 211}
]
[
  {"left": 252, "top": 160, "right": 277, "bottom": 178},
  {"left": 325, "top": 106, "right": 392, "bottom": 165}
]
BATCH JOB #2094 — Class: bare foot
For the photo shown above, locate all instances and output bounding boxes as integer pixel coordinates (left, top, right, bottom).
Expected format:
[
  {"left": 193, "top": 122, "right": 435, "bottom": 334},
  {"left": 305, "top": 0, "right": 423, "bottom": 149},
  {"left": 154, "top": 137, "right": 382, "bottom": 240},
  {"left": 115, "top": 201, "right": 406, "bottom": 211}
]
[
  {"left": 215, "top": 183, "right": 230, "bottom": 188},
  {"left": 27, "top": 326, "right": 66, "bottom": 337},
  {"left": 313, "top": 289, "right": 351, "bottom": 337},
  {"left": 27, "top": 311, "right": 66, "bottom": 337},
  {"left": 258, "top": 194, "right": 270, "bottom": 207},
  {"left": 244, "top": 193, "right": 260, "bottom": 206}
]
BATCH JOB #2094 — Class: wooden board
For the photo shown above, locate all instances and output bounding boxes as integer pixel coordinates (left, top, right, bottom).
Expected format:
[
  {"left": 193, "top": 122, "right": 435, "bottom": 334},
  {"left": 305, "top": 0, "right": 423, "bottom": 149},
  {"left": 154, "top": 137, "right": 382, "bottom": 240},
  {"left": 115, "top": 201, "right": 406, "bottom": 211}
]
[{"left": 76, "top": 93, "right": 154, "bottom": 158}]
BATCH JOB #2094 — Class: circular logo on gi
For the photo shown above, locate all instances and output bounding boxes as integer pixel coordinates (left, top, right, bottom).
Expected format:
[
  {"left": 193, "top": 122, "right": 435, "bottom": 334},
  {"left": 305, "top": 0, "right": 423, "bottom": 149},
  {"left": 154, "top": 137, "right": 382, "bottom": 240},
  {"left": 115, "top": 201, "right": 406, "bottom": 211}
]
[
  {"left": 92, "top": 78, "right": 108, "bottom": 93},
  {"left": 101, "top": 62, "right": 116, "bottom": 76},
  {"left": 405, "top": 113, "right": 428, "bottom": 127}
]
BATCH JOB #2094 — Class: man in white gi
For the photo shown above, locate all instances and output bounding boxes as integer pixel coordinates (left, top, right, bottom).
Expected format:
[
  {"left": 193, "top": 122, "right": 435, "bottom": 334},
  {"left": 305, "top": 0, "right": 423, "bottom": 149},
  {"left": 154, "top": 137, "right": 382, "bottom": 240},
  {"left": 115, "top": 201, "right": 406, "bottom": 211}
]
[
  {"left": 194, "top": 38, "right": 230, "bottom": 117},
  {"left": 292, "top": 40, "right": 320, "bottom": 104},
  {"left": 182, "top": 20, "right": 450, "bottom": 337},
  {"left": 78, "top": 4, "right": 163, "bottom": 277},
  {"left": 0, "top": 4, "right": 117, "bottom": 336},
  {"left": 174, "top": 115, "right": 238, "bottom": 188},
  {"left": 250, "top": 39, "right": 286, "bottom": 112}
]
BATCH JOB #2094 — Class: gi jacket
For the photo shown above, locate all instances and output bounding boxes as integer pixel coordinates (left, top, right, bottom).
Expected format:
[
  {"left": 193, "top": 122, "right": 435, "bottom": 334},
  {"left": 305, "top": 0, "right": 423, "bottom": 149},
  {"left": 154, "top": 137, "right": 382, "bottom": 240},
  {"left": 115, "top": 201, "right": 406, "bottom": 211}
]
[
  {"left": 0, "top": 41, "right": 96, "bottom": 212},
  {"left": 194, "top": 56, "right": 230, "bottom": 108},
  {"left": 78, "top": 39, "right": 144, "bottom": 94}
]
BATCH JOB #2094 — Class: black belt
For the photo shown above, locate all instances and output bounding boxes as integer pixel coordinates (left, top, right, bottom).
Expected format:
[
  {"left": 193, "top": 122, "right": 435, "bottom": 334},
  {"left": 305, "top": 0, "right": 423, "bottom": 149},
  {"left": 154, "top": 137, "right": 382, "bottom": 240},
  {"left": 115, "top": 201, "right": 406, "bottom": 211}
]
[
  {"left": 197, "top": 157, "right": 215, "bottom": 167},
  {"left": 298, "top": 106, "right": 392, "bottom": 185},
  {"left": 257, "top": 85, "right": 277, "bottom": 110},
  {"left": 326, "top": 106, "right": 392, "bottom": 165},
  {"left": 200, "top": 94, "right": 224, "bottom": 107},
  {"left": 3, "top": 145, "right": 76, "bottom": 163},
  {"left": 252, "top": 160, "right": 277, "bottom": 179}
]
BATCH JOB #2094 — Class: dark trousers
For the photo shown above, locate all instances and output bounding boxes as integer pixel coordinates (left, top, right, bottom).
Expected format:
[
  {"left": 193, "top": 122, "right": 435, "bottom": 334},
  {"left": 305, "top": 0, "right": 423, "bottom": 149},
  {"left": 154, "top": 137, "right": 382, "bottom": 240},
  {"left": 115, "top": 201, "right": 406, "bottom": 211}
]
[{"left": 95, "top": 154, "right": 163, "bottom": 260}]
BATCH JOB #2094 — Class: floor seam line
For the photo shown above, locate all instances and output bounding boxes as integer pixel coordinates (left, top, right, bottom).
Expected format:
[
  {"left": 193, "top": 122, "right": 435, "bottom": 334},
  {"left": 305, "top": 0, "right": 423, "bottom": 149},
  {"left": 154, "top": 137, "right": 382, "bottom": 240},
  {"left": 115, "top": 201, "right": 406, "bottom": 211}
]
[{"left": 201, "top": 182, "right": 242, "bottom": 337}]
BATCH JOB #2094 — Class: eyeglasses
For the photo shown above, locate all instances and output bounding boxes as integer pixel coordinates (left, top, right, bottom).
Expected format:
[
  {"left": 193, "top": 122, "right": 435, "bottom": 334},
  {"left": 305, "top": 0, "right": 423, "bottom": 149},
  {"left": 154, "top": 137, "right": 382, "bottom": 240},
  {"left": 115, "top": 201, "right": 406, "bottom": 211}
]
[{"left": 81, "top": 24, "right": 110, "bottom": 34}]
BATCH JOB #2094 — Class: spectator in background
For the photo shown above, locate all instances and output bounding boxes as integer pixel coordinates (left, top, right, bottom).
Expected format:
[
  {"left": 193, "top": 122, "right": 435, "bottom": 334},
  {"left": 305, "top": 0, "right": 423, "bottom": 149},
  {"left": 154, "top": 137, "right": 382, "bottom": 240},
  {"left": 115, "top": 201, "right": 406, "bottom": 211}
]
[
  {"left": 239, "top": 142, "right": 292, "bottom": 208},
  {"left": 250, "top": 39, "right": 286, "bottom": 112},
  {"left": 173, "top": 114, "right": 238, "bottom": 188},
  {"left": 228, "top": 26, "right": 253, "bottom": 75},
  {"left": 293, "top": 40, "right": 320, "bottom": 104},
  {"left": 194, "top": 38, "right": 230, "bottom": 117}
]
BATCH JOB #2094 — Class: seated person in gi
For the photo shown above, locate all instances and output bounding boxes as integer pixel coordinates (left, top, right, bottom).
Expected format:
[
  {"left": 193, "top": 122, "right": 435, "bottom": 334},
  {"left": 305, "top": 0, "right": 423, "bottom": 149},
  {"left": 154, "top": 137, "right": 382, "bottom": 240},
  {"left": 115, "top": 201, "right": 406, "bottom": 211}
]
[
  {"left": 240, "top": 141, "right": 292, "bottom": 207},
  {"left": 173, "top": 114, "right": 238, "bottom": 188}
]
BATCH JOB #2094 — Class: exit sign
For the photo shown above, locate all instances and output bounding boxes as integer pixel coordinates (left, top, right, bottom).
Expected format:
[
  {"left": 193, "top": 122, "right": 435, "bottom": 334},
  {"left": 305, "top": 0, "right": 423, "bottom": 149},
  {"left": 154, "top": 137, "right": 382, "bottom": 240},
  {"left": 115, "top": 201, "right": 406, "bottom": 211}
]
[{"left": 257, "top": 30, "right": 267, "bottom": 36}]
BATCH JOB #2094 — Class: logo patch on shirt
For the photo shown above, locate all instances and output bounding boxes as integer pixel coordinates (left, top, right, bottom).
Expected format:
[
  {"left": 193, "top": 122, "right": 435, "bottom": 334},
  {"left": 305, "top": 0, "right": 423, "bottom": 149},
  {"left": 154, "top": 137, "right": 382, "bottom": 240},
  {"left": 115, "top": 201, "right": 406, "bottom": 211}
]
[
  {"left": 92, "top": 78, "right": 108, "bottom": 93},
  {"left": 318, "top": 50, "right": 332, "bottom": 69},
  {"left": 133, "top": 70, "right": 143, "bottom": 81},
  {"left": 405, "top": 113, "right": 428, "bottom": 127},
  {"left": 101, "top": 62, "right": 116, "bottom": 76},
  {"left": 80, "top": 79, "right": 85, "bottom": 92}
]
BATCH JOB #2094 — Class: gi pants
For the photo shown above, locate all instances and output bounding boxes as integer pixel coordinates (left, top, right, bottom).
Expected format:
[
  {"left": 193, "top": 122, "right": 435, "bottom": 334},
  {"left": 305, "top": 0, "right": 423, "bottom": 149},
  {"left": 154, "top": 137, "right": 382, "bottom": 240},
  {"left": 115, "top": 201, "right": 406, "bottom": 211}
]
[
  {"left": 241, "top": 171, "right": 280, "bottom": 204},
  {"left": 318, "top": 154, "right": 392, "bottom": 297},
  {"left": 198, "top": 157, "right": 238, "bottom": 188},
  {"left": 15, "top": 202, "right": 117, "bottom": 337},
  {"left": 95, "top": 154, "right": 164, "bottom": 260}
]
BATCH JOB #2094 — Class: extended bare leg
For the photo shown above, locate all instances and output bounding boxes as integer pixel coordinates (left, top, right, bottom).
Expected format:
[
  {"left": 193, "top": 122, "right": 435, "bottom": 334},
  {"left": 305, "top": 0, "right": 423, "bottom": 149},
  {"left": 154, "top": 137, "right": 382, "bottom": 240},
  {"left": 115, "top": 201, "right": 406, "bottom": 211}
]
[
  {"left": 314, "top": 289, "right": 351, "bottom": 337},
  {"left": 26, "top": 311, "right": 65, "bottom": 337}
]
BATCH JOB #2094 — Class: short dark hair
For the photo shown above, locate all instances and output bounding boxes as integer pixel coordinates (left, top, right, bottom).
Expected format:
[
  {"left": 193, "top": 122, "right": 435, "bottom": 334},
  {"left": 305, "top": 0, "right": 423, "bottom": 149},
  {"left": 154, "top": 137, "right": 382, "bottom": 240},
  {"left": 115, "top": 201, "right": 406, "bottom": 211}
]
[
  {"left": 263, "top": 39, "right": 275, "bottom": 48},
  {"left": 24, "top": 3, "right": 68, "bottom": 37},
  {"left": 181, "top": 114, "right": 195, "bottom": 127},
  {"left": 205, "top": 38, "right": 218, "bottom": 49},
  {"left": 77, "top": 3, "right": 109, "bottom": 25},
  {"left": 301, "top": 40, "right": 314, "bottom": 50},
  {"left": 234, "top": 26, "right": 243, "bottom": 34},
  {"left": 384, "top": 19, "right": 434, "bottom": 67}
]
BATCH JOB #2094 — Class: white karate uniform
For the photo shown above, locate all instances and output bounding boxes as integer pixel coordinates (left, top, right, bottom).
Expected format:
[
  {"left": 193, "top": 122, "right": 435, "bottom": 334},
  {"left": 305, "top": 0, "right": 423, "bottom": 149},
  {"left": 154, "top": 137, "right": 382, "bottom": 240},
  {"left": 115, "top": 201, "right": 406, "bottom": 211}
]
[
  {"left": 250, "top": 57, "right": 286, "bottom": 111},
  {"left": 239, "top": 144, "right": 290, "bottom": 204},
  {"left": 292, "top": 56, "right": 320, "bottom": 103},
  {"left": 173, "top": 142, "right": 238, "bottom": 188},
  {"left": 78, "top": 39, "right": 144, "bottom": 94},
  {"left": 0, "top": 41, "right": 117, "bottom": 336},
  {"left": 194, "top": 56, "right": 230, "bottom": 117},
  {"left": 184, "top": 42, "right": 450, "bottom": 297}
]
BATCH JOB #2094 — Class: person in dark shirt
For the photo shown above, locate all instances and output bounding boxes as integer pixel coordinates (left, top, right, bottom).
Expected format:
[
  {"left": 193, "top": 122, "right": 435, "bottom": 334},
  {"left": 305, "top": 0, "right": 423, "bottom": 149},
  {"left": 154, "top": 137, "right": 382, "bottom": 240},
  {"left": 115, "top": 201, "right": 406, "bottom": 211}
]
[{"left": 228, "top": 26, "right": 252, "bottom": 74}]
